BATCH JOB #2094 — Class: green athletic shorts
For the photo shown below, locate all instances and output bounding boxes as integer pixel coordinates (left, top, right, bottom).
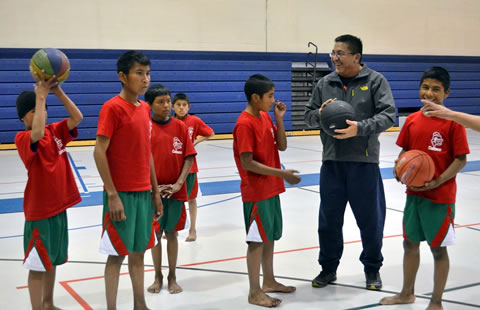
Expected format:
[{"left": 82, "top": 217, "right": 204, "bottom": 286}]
[
  {"left": 403, "top": 194, "right": 456, "bottom": 247},
  {"left": 100, "top": 191, "right": 155, "bottom": 256},
  {"left": 23, "top": 210, "right": 68, "bottom": 271},
  {"left": 186, "top": 173, "right": 198, "bottom": 199},
  {"left": 156, "top": 197, "right": 187, "bottom": 233},
  {"left": 243, "top": 195, "right": 282, "bottom": 243}
]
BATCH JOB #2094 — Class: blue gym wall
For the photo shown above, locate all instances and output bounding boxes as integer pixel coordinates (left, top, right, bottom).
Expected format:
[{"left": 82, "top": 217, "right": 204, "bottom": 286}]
[{"left": 1, "top": 48, "right": 480, "bottom": 144}]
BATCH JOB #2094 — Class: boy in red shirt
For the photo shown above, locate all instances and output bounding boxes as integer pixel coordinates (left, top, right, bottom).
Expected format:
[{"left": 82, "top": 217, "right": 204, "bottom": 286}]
[
  {"left": 15, "top": 71, "right": 83, "bottom": 310},
  {"left": 172, "top": 93, "right": 214, "bottom": 242},
  {"left": 145, "top": 84, "right": 196, "bottom": 294},
  {"left": 233, "top": 74, "right": 301, "bottom": 307},
  {"left": 380, "top": 67, "right": 469, "bottom": 310},
  {"left": 94, "top": 51, "right": 163, "bottom": 310}
]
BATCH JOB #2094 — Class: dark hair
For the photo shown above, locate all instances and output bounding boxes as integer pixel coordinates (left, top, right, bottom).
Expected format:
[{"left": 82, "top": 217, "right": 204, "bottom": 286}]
[
  {"left": 244, "top": 74, "right": 275, "bottom": 102},
  {"left": 16, "top": 91, "right": 38, "bottom": 120},
  {"left": 335, "top": 34, "right": 363, "bottom": 61},
  {"left": 145, "top": 84, "right": 171, "bottom": 104},
  {"left": 117, "top": 50, "right": 151, "bottom": 75},
  {"left": 173, "top": 93, "right": 190, "bottom": 105},
  {"left": 420, "top": 66, "right": 451, "bottom": 91}
]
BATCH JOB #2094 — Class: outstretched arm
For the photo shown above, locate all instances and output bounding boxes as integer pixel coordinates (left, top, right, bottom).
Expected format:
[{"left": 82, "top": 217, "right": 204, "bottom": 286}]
[
  {"left": 422, "top": 99, "right": 480, "bottom": 132},
  {"left": 51, "top": 85, "right": 83, "bottom": 130},
  {"left": 30, "top": 72, "right": 57, "bottom": 143}
]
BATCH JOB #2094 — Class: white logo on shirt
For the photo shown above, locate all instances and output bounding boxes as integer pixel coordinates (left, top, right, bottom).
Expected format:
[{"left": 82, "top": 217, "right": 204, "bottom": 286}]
[
  {"left": 428, "top": 131, "right": 443, "bottom": 152},
  {"left": 54, "top": 135, "right": 66, "bottom": 155},
  {"left": 172, "top": 137, "right": 183, "bottom": 154},
  {"left": 270, "top": 128, "right": 276, "bottom": 144},
  {"left": 149, "top": 121, "right": 152, "bottom": 140},
  {"left": 188, "top": 126, "right": 194, "bottom": 140}
]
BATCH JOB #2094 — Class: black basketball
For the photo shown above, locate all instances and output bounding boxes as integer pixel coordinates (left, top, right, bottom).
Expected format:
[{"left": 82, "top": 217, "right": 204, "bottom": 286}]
[{"left": 320, "top": 100, "right": 355, "bottom": 136}]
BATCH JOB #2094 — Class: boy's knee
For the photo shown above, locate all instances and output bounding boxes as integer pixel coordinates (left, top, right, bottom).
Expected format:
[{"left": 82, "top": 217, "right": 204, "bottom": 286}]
[
  {"left": 165, "top": 231, "right": 178, "bottom": 241},
  {"left": 430, "top": 246, "right": 448, "bottom": 260},
  {"left": 403, "top": 240, "right": 420, "bottom": 253},
  {"left": 108, "top": 255, "right": 125, "bottom": 265}
]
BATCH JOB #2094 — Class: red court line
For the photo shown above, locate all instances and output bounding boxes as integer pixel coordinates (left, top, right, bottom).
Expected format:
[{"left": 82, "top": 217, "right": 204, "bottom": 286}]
[
  {"left": 15, "top": 223, "right": 480, "bottom": 309},
  {"left": 60, "top": 281, "right": 92, "bottom": 310}
]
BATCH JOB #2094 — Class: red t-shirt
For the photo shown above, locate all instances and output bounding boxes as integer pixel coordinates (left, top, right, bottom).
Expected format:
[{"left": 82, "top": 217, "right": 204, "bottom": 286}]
[
  {"left": 396, "top": 111, "right": 469, "bottom": 204},
  {"left": 15, "top": 119, "right": 81, "bottom": 221},
  {"left": 96, "top": 95, "right": 152, "bottom": 192},
  {"left": 233, "top": 111, "right": 285, "bottom": 202},
  {"left": 151, "top": 118, "right": 197, "bottom": 201},
  {"left": 178, "top": 114, "right": 214, "bottom": 173}
]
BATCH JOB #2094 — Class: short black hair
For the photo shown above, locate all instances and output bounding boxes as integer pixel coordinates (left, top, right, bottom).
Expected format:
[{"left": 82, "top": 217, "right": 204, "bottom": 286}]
[
  {"left": 145, "top": 84, "right": 171, "bottom": 104},
  {"left": 420, "top": 66, "right": 451, "bottom": 91},
  {"left": 16, "top": 91, "right": 37, "bottom": 120},
  {"left": 335, "top": 34, "right": 363, "bottom": 61},
  {"left": 117, "top": 50, "right": 151, "bottom": 75},
  {"left": 173, "top": 93, "right": 190, "bottom": 105},
  {"left": 244, "top": 74, "right": 275, "bottom": 102}
]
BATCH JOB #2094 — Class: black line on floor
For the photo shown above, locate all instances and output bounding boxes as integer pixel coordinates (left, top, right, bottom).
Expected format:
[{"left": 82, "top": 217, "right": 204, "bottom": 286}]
[
  {"left": 424, "top": 281, "right": 480, "bottom": 295},
  {"left": 296, "top": 187, "right": 319, "bottom": 194},
  {"left": 5, "top": 258, "right": 479, "bottom": 308},
  {"left": 344, "top": 304, "right": 379, "bottom": 310},
  {"left": 386, "top": 207, "right": 404, "bottom": 214},
  {"left": 465, "top": 226, "right": 480, "bottom": 232}
]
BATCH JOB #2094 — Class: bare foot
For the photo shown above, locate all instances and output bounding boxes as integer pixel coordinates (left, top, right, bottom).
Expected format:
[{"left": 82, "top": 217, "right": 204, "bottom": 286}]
[
  {"left": 43, "top": 305, "right": 63, "bottom": 310},
  {"left": 248, "top": 291, "right": 282, "bottom": 308},
  {"left": 427, "top": 302, "right": 443, "bottom": 310},
  {"left": 147, "top": 276, "right": 163, "bottom": 294},
  {"left": 263, "top": 281, "right": 296, "bottom": 293},
  {"left": 168, "top": 276, "right": 183, "bottom": 294},
  {"left": 379, "top": 294, "right": 416, "bottom": 305},
  {"left": 185, "top": 231, "right": 197, "bottom": 242}
]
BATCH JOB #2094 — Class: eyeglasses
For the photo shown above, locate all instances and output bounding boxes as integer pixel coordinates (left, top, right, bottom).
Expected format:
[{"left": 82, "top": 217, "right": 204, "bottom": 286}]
[{"left": 330, "top": 51, "right": 355, "bottom": 58}]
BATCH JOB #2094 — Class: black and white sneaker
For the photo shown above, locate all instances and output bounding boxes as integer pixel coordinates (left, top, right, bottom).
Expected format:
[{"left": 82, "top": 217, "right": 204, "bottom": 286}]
[
  {"left": 365, "top": 271, "right": 382, "bottom": 290},
  {"left": 312, "top": 271, "right": 337, "bottom": 288}
]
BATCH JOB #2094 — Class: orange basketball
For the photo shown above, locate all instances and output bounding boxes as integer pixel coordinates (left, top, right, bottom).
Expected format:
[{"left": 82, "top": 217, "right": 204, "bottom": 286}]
[{"left": 395, "top": 150, "right": 435, "bottom": 187}]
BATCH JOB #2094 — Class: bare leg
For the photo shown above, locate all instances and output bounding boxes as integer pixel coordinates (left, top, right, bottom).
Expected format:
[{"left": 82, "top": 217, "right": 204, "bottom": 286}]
[
  {"left": 42, "top": 267, "right": 63, "bottom": 310},
  {"left": 147, "top": 231, "right": 163, "bottom": 294},
  {"left": 261, "top": 241, "right": 295, "bottom": 294},
  {"left": 129, "top": 252, "right": 149, "bottom": 310},
  {"left": 28, "top": 270, "right": 44, "bottom": 310},
  {"left": 186, "top": 199, "right": 197, "bottom": 242},
  {"left": 166, "top": 231, "right": 182, "bottom": 294},
  {"left": 427, "top": 247, "right": 449, "bottom": 310},
  {"left": 380, "top": 240, "right": 419, "bottom": 305},
  {"left": 105, "top": 255, "right": 125, "bottom": 310},
  {"left": 247, "top": 242, "right": 281, "bottom": 307}
]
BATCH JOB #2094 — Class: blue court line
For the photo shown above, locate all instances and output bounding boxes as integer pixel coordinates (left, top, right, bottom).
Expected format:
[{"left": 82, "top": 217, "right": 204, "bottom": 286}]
[
  {"left": 67, "top": 152, "right": 88, "bottom": 193},
  {"left": 2, "top": 161, "right": 480, "bottom": 215}
]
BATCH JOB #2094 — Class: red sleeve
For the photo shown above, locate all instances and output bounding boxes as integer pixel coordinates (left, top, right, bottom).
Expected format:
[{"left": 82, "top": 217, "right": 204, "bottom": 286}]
[
  {"left": 15, "top": 131, "right": 36, "bottom": 168},
  {"left": 451, "top": 122, "right": 470, "bottom": 157},
  {"left": 196, "top": 117, "right": 214, "bottom": 137},
  {"left": 51, "top": 119, "right": 78, "bottom": 145},
  {"left": 396, "top": 117, "right": 412, "bottom": 150},
  {"left": 235, "top": 123, "right": 255, "bottom": 155},
  {"left": 96, "top": 103, "right": 116, "bottom": 139}
]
